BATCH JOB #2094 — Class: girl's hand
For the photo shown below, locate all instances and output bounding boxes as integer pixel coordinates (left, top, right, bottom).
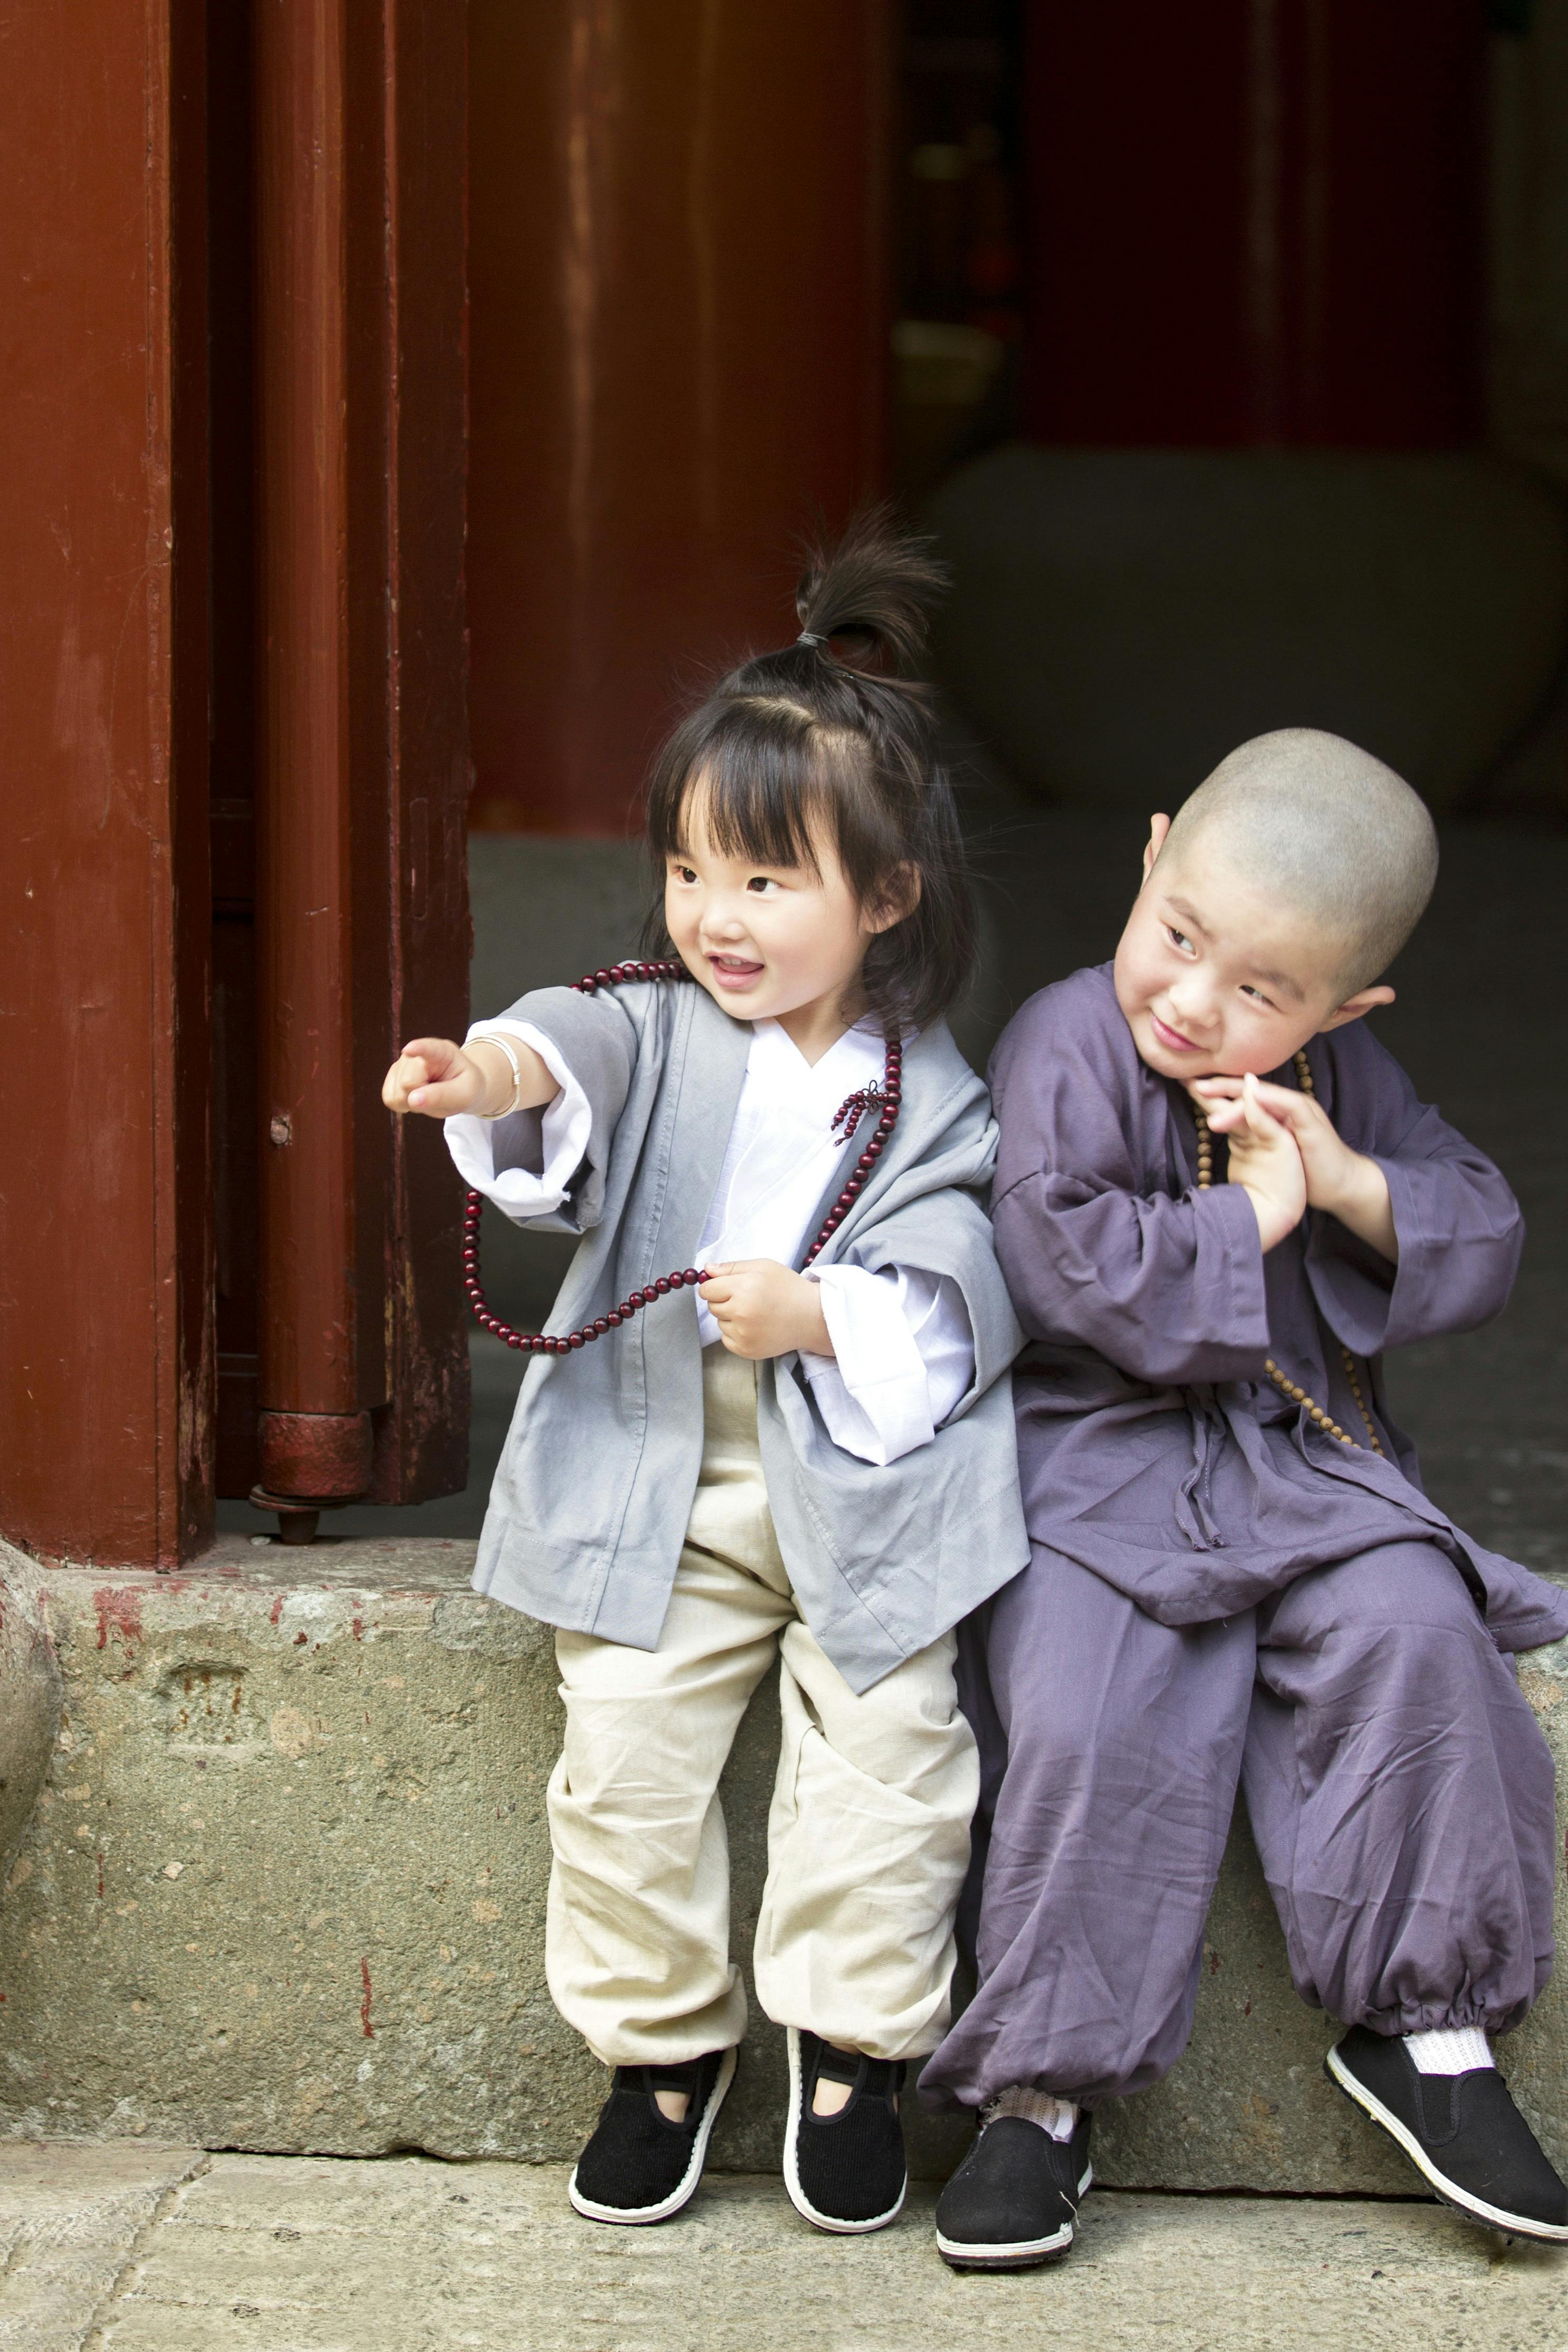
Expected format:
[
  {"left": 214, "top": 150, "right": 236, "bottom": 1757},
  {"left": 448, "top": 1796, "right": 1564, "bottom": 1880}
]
[
  {"left": 1188, "top": 1072, "right": 1306, "bottom": 1252},
  {"left": 1191, "top": 1075, "right": 1397, "bottom": 1263},
  {"left": 383, "top": 1036, "right": 519, "bottom": 1118},
  {"left": 699, "top": 1260, "right": 833, "bottom": 1361}
]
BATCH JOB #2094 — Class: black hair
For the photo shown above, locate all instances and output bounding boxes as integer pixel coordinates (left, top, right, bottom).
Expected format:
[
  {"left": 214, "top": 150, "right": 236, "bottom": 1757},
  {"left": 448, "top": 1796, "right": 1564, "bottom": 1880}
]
[{"left": 643, "top": 509, "right": 974, "bottom": 1036}]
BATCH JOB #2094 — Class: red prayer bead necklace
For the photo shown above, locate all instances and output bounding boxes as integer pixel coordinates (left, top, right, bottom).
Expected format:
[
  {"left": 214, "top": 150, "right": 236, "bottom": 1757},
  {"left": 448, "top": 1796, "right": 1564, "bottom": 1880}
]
[{"left": 462, "top": 961, "right": 904, "bottom": 1355}]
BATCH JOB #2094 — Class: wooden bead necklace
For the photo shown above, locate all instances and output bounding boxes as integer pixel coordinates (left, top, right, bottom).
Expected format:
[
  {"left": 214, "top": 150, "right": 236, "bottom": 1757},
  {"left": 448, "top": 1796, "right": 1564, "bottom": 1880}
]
[
  {"left": 1192, "top": 1049, "right": 1383, "bottom": 1456},
  {"left": 462, "top": 961, "right": 903, "bottom": 1355}
]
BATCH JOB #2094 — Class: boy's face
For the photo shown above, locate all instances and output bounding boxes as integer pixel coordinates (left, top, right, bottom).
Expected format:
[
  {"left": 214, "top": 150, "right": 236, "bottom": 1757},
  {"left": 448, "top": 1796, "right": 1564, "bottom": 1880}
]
[{"left": 1113, "top": 816, "right": 1394, "bottom": 1081}]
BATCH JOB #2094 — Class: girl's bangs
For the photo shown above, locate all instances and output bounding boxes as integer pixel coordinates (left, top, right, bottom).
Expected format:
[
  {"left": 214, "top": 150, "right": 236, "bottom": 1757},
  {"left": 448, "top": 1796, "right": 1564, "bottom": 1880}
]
[{"left": 658, "top": 721, "right": 836, "bottom": 876}]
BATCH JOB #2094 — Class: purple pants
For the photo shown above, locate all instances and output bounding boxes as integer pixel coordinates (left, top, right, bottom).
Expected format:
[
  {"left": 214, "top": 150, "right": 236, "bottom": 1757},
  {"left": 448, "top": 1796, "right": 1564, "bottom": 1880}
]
[{"left": 921, "top": 1541, "right": 1559, "bottom": 2112}]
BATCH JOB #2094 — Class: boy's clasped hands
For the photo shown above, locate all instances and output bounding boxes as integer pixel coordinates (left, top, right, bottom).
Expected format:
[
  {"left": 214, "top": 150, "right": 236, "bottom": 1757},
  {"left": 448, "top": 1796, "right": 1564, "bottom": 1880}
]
[{"left": 1190, "top": 1071, "right": 1399, "bottom": 1263}]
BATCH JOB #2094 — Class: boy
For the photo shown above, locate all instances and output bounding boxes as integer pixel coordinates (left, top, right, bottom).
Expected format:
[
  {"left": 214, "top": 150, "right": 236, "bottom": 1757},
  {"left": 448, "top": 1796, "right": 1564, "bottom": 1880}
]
[{"left": 923, "top": 729, "right": 1568, "bottom": 2266}]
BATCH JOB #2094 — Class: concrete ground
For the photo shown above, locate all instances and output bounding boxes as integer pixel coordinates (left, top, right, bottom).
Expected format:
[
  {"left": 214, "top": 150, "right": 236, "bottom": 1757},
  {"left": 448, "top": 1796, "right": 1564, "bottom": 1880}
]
[{"left": 4, "top": 2141, "right": 1566, "bottom": 2352}]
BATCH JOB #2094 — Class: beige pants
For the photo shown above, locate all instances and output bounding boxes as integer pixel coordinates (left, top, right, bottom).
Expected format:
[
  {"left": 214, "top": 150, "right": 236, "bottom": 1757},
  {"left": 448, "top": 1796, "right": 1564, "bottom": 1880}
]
[{"left": 546, "top": 1345, "right": 979, "bottom": 2067}]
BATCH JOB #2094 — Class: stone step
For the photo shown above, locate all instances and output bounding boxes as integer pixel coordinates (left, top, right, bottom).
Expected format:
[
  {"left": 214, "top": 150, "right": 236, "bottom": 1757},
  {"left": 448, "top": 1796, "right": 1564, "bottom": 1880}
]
[
  {"left": 6, "top": 2141, "right": 1566, "bottom": 2352},
  {"left": 2, "top": 1536, "right": 1565, "bottom": 2195}
]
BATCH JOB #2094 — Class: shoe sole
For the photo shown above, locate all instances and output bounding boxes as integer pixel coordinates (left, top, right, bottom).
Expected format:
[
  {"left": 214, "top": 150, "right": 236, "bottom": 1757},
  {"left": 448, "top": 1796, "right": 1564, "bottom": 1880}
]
[
  {"left": 782, "top": 2026, "right": 907, "bottom": 2235},
  {"left": 1325, "top": 2047, "right": 1568, "bottom": 2244},
  {"left": 935, "top": 2162, "right": 1093, "bottom": 2271},
  {"left": 568, "top": 2046, "right": 738, "bottom": 2226}
]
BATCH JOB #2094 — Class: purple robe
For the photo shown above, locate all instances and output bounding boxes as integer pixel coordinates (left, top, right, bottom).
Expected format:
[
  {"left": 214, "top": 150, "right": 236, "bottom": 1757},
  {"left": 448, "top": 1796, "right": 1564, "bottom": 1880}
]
[
  {"left": 919, "top": 965, "right": 1566, "bottom": 2112},
  {"left": 990, "top": 963, "right": 1565, "bottom": 1652}
]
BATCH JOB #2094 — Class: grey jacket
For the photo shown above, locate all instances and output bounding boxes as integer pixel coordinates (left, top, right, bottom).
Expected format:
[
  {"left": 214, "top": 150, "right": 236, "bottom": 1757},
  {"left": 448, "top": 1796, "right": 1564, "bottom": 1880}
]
[{"left": 469, "top": 980, "right": 1029, "bottom": 1691}]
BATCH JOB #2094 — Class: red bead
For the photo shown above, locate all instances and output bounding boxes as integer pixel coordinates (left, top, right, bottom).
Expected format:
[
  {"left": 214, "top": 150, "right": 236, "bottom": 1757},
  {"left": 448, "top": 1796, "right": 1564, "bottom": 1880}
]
[
  {"left": 608, "top": 965, "right": 624, "bottom": 982},
  {"left": 568, "top": 1332, "right": 585, "bottom": 1349},
  {"left": 668, "top": 1271, "right": 685, "bottom": 1289},
  {"left": 837, "top": 1189, "right": 855, "bottom": 1207},
  {"left": 683, "top": 1269, "right": 701, "bottom": 1285},
  {"left": 594, "top": 1317, "right": 609, "bottom": 1334},
  {"left": 607, "top": 1310, "right": 622, "bottom": 1327},
  {"left": 856, "top": 1153, "right": 875, "bottom": 1171},
  {"left": 507, "top": 1332, "right": 523, "bottom": 1350},
  {"left": 655, "top": 1276, "right": 671, "bottom": 1294},
  {"left": 640, "top": 1287, "right": 657, "bottom": 1305}
]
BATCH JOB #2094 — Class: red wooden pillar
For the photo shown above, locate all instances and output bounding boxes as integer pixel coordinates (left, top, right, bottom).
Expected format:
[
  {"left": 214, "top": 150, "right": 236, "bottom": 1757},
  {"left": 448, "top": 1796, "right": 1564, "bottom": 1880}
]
[
  {"left": 467, "top": 0, "right": 893, "bottom": 836},
  {"left": 251, "top": 0, "right": 470, "bottom": 1521},
  {"left": 0, "top": 0, "right": 470, "bottom": 1565},
  {"left": 0, "top": 0, "right": 214, "bottom": 1566}
]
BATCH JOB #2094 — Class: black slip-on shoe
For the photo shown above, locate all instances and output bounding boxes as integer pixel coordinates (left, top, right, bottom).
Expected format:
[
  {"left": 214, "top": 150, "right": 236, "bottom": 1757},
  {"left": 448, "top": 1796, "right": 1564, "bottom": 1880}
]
[
  {"left": 1327, "top": 2026, "right": 1568, "bottom": 2244},
  {"left": 568, "top": 2046, "right": 737, "bottom": 2224},
  {"left": 935, "top": 2111, "right": 1093, "bottom": 2270},
  {"left": 783, "top": 2026, "right": 908, "bottom": 2234}
]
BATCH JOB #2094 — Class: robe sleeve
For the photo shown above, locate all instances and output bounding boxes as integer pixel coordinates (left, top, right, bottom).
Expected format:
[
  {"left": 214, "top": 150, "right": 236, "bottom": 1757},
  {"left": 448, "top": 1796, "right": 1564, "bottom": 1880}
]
[
  {"left": 799, "top": 1263, "right": 974, "bottom": 1465},
  {"left": 989, "top": 983, "right": 1271, "bottom": 1387},
  {"left": 1305, "top": 1030, "right": 1523, "bottom": 1354},
  {"left": 441, "top": 984, "right": 637, "bottom": 1236}
]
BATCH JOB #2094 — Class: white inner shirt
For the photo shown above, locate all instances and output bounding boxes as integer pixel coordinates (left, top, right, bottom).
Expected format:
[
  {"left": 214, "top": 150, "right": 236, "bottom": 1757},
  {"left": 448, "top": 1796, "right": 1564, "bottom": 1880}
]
[{"left": 445, "top": 1014, "right": 975, "bottom": 1466}]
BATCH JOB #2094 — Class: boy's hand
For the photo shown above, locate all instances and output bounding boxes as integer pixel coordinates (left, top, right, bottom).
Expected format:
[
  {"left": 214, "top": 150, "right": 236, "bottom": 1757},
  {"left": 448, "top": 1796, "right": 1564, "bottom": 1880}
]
[
  {"left": 1188, "top": 1072, "right": 1306, "bottom": 1251},
  {"left": 699, "top": 1260, "right": 833, "bottom": 1361},
  {"left": 383, "top": 1036, "right": 521, "bottom": 1119},
  {"left": 1191, "top": 1075, "right": 1397, "bottom": 1262}
]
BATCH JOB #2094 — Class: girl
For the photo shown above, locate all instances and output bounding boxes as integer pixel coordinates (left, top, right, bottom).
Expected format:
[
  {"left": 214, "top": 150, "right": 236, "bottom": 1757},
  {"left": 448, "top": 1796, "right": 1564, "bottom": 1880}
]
[{"left": 382, "top": 517, "right": 1027, "bottom": 2237}]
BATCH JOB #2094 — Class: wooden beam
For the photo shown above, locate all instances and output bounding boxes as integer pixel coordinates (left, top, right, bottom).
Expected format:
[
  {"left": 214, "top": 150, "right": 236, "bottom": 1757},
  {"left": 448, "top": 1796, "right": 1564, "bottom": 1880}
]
[
  {"left": 252, "top": 0, "right": 469, "bottom": 1509},
  {"left": 0, "top": 0, "right": 214, "bottom": 1565}
]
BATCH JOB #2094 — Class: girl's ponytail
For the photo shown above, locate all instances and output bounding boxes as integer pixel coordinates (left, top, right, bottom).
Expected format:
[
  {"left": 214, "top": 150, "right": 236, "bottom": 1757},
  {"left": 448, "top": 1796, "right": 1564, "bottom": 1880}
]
[{"left": 791, "top": 508, "right": 946, "bottom": 677}]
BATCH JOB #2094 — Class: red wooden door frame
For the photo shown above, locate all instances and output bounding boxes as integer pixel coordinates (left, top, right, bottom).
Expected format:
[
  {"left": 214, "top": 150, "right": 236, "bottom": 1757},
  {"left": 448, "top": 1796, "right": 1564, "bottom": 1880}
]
[{"left": 0, "top": 0, "right": 471, "bottom": 1566}]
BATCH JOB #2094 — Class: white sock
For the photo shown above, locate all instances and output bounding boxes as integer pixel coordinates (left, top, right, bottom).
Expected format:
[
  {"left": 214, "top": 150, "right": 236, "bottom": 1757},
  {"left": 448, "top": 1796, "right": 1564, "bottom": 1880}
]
[
  {"left": 1402, "top": 2026, "right": 1493, "bottom": 2076},
  {"left": 983, "top": 2085, "right": 1079, "bottom": 2141}
]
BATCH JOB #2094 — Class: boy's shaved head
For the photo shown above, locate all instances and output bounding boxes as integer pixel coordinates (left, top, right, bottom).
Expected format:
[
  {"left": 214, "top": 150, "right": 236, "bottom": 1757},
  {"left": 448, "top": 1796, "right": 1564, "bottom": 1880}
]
[{"left": 1161, "top": 729, "right": 1438, "bottom": 992}]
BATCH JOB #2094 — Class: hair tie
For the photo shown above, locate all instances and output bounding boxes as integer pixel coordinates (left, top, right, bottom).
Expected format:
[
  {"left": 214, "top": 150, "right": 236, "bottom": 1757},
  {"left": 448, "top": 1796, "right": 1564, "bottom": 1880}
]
[{"left": 797, "top": 630, "right": 826, "bottom": 648}]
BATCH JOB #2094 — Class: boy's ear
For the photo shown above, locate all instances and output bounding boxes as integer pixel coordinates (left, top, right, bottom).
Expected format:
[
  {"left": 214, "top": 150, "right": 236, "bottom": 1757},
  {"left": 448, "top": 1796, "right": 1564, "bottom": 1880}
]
[
  {"left": 1142, "top": 814, "right": 1172, "bottom": 882},
  {"left": 1318, "top": 983, "right": 1396, "bottom": 1034}
]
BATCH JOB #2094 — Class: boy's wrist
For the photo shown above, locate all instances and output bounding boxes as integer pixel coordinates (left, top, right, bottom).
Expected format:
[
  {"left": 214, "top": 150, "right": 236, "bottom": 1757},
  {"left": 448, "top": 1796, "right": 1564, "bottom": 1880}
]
[
  {"left": 1308, "top": 1149, "right": 1398, "bottom": 1262},
  {"left": 1311, "top": 1148, "right": 1382, "bottom": 1224},
  {"left": 1241, "top": 1184, "right": 1299, "bottom": 1253}
]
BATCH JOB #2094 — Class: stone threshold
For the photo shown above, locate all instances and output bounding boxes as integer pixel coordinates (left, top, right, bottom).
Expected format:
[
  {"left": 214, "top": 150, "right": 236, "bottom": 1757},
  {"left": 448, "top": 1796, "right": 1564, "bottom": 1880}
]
[{"left": 1, "top": 1534, "right": 1565, "bottom": 2202}]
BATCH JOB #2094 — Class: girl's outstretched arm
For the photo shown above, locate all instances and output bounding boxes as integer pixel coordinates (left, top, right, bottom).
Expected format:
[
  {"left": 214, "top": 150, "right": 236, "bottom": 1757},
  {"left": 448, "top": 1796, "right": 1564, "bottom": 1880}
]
[{"left": 382, "top": 1033, "right": 559, "bottom": 1120}]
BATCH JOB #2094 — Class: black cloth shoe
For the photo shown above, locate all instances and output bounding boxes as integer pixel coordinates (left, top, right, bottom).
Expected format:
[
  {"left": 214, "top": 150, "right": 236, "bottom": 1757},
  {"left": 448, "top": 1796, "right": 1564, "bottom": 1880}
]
[
  {"left": 568, "top": 2047, "right": 736, "bottom": 2224},
  {"left": 935, "top": 2111, "right": 1093, "bottom": 2270},
  {"left": 783, "top": 2027, "right": 908, "bottom": 2233},
  {"left": 1328, "top": 2026, "right": 1568, "bottom": 2243}
]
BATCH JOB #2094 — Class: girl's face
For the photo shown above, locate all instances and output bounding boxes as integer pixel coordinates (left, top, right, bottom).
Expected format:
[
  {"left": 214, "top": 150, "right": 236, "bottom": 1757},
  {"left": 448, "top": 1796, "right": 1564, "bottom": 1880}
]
[{"left": 664, "top": 791, "right": 900, "bottom": 1060}]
